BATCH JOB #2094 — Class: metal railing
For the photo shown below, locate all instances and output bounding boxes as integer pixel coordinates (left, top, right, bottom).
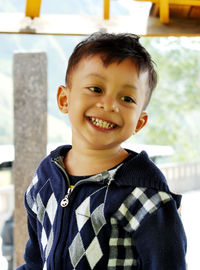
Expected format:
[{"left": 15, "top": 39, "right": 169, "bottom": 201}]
[
  {"left": 0, "top": 185, "right": 14, "bottom": 232},
  {"left": 159, "top": 161, "right": 200, "bottom": 194}
]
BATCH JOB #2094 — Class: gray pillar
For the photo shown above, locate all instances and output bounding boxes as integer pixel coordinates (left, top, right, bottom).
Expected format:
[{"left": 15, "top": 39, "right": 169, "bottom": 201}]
[{"left": 13, "top": 52, "right": 47, "bottom": 267}]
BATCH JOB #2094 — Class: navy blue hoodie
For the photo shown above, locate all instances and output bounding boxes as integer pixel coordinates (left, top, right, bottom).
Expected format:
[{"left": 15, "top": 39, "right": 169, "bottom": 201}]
[{"left": 17, "top": 145, "right": 187, "bottom": 270}]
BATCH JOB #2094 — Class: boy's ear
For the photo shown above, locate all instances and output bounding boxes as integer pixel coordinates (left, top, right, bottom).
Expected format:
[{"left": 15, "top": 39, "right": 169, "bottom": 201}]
[
  {"left": 135, "top": 112, "right": 148, "bottom": 133},
  {"left": 57, "top": 85, "right": 69, "bottom": 114}
]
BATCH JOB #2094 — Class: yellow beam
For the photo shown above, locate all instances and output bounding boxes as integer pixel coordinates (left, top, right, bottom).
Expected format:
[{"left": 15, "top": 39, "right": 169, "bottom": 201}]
[
  {"left": 104, "top": 0, "right": 110, "bottom": 20},
  {"left": 25, "top": 0, "right": 42, "bottom": 18},
  {"left": 160, "top": 0, "right": 169, "bottom": 23}
]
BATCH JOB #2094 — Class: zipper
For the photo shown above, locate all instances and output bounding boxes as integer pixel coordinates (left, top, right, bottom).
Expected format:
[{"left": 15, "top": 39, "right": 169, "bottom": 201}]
[
  {"left": 60, "top": 188, "right": 71, "bottom": 207},
  {"left": 60, "top": 173, "right": 111, "bottom": 207},
  {"left": 51, "top": 155, "right": 120, "bottom": 269},
  {"left": 51, "top": 157, "right": 113, "bottom": 269},
  {"left": 52, "top": 158, "right": 71, "bottom": 187},
  {"left": 51, "top": 158, "right": 71, "bottom": 269},
  {"left": 52, "top": 157, "right": 121, "bottom": 209},
  {"left": 52, "top": 157, "right": 114, "bottom": 208}
]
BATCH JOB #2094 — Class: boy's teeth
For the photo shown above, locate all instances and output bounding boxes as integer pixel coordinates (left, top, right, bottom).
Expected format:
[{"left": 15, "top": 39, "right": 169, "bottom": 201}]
[{"left": 89, "top": 117, "right": 115, "bottom": 129}]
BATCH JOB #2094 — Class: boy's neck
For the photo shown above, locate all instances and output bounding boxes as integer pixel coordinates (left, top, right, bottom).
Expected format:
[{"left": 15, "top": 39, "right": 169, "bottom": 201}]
[{"left": 64, "top": 144, "right": 129, "bottom": 176}]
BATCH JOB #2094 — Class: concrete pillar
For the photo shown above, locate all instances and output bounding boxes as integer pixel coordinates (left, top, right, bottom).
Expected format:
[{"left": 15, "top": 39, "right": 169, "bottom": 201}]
[{"left": 13, "top": 52, "right": 47, "bottom": 267}]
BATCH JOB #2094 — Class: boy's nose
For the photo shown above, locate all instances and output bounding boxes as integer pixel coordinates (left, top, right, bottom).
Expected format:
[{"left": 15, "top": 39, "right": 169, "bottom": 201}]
[{"left": 96, "top": 95, "right": 119, "bottom": 113}]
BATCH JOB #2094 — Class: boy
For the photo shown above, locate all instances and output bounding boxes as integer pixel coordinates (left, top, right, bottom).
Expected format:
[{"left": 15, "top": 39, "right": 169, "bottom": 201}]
[{"left": 17, "top": 33, "right": 186, "bottom": 270}]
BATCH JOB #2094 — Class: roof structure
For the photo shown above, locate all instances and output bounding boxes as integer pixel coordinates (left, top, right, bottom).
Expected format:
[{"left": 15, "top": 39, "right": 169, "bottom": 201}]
[{"left": 0, "top": 0, "right": 200, "bottom": 36}]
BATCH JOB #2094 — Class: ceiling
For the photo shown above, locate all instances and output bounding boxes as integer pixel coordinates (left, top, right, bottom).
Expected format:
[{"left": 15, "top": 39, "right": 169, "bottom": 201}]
[{"left": 0, "top": 0, "right": 200, "bottom": 36}]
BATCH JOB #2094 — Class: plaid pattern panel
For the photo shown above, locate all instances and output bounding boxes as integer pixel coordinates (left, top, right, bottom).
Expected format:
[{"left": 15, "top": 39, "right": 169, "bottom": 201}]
[
  {"left": 26, "top": 176, "right": 58, "bottom": 269},
  {"left": 108, "top": 187, "right": 172, "bottom": 269},
  {"left": 108, "top": 217, "right": 137, "bottom": 269},
  {"left": 114, "top": 187, "right": 172, "bottom": 233}
]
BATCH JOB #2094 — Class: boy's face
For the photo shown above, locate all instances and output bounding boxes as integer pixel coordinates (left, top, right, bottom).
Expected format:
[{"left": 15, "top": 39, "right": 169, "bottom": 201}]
[{"left": 57, "top": 55, "right": 148, "bottom": 151}]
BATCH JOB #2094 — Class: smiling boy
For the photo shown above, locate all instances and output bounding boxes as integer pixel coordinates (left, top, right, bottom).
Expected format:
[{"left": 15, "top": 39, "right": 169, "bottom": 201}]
[
  {"left": 17, "top": 33, "right": 186, "bottom": 270},
  {"left": 57, "top": 55, "right": 148, "bottom": 176}
]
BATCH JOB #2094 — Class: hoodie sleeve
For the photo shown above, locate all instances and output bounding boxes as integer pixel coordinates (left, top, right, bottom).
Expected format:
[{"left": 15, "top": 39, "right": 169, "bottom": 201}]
[
  {"left": 114, "top": 187, "right": 187, "bottom": 270},
  {"left": 16, "top": 175, "right": 43, "bottom": 270},
  {"left": 16, "top": 211, "right": 43, "bottom": 270},
  {"left": 133, "top": 199, "right": 187, "bottom": 269}
]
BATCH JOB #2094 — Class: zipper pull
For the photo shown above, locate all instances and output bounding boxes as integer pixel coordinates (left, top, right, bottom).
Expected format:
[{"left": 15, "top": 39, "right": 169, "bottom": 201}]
[
  {"left": 60, "top": 188, "right": 71, "bottom": 207},
  {"left": 101, "top": 171, "right": 113, "bottom": 186},
  {"left": 107, "top": 177, "right": 112, "bottom": 186}
]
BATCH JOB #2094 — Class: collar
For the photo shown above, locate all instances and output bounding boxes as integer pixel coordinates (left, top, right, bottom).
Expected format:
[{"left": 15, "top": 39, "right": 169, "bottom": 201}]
[
  {"left": 50, "top": 144, "right": 181, "bottom": 208},
  {"left": 50, "top": 144, "right": 168, "bottom": 190}
]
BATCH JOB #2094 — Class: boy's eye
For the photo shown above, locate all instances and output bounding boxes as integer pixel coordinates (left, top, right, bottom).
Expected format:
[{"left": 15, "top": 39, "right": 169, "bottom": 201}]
[
  {"left": 121, "top": 96, "right": 135, "bottom": 103},
  {"left": 88, "top": 86, "right": 102, "bottom": 93}
]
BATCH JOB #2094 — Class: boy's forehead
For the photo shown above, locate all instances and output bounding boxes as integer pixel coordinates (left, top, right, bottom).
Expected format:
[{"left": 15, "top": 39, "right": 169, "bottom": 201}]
[{"left": 72, "top": 54, "right": 140, "bottom": 75}]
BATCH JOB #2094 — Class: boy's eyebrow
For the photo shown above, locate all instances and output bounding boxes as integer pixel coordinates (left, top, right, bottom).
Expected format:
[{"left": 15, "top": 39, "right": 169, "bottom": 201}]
[
  {"left": 123, "top": 84, "right": 137, "bottom": 90},
  {"left": 85, "top": 73, "right": 137, "bottom": 90},
  {"left": 85, "top": 73, "right": 106, "bottom": 80}
]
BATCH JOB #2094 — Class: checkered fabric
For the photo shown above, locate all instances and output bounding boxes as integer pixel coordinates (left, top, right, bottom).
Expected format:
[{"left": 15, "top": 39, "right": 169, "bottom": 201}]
[
  {"left": 107, "top": 187, "right": 172, "bottom": 269},
  {"left": 108, "top": 217, "right": 137, "bottom": 269},
  {"left": 114, "top": 187, "right": 172, "bottom": 233}
]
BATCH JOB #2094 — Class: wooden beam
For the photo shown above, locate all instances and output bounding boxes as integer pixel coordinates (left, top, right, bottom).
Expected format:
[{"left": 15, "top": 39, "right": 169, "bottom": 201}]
[
  {"left": 1, "top": 13, "right": 200, "bottom": 36},
  {"left": 25, "top": 0, "right": 42, "bottom": 18},
  {"left": 160, "top": 0, "right": 170, "bottom": 23},
  {"left": 151, "top": 3, "right": 160, "bottom": 16},
  {"left": 104, "top": 0, "right": 110, "bottom": 20}
]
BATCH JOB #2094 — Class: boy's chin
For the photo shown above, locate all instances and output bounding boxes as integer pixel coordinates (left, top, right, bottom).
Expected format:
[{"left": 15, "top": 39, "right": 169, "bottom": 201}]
[{"left": 84, "top": 140, "right": 124, "bottom": 151}]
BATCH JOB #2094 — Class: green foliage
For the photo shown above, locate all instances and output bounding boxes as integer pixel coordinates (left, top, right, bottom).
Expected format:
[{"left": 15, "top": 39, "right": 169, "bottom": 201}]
[{"left": 137, "top": 37, "right": 200, "bottom": 162}]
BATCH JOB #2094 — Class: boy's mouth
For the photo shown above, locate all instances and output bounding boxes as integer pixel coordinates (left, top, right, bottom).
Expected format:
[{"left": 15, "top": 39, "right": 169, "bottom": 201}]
[{"left": 88, "top": 117, "right": 117, "bottom": 129}]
